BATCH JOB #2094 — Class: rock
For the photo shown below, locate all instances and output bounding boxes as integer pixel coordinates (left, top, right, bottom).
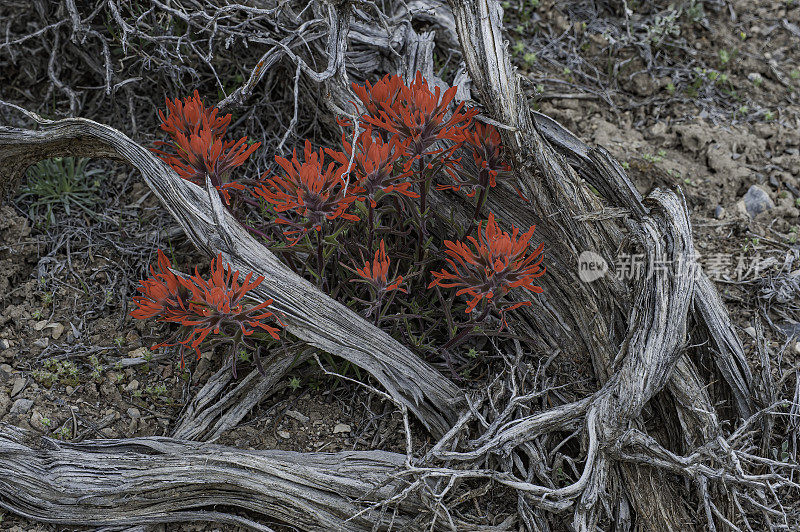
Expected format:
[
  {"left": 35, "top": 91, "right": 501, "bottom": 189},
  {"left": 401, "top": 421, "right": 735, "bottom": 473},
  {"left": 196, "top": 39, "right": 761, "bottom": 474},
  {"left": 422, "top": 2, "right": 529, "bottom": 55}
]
[
  {"left": 714, "top": 205, "right": 725, "bottom": 219},
  {"left": 286, "top": 410, "right": 310, "bottom": 424},
  {"left": 0, "top": 363, "right": 11, "bottom": 374},
  {"left": 741, "top": 185, "right": 775, "bottom": 217},
  {"left": 333, "top": 423, "right": 351, "bottom": 434},
  {"left": 10, "top": 377, "right": 26, "bottom": 397},
  {"left": 0, "top": 392, "right": 10, "bottom": 417},
  {"left": 33, "top": 337, "right": 49, "bottom": 348},
  {"left": 33, "top": 320, "right": 48, "bottom": 331},
  {"left": 629, "top": 72, "right": 657, "bottom": 97},
  {"left": 795, "top": 341, "right": 800, "bottom": 355},
  {"left": 47, "top": 322, "right": 65, "bottom": 340},
  {"left": 126, "top": 407, "right": 141, "bottom": 419},
  {"left": 30, "top": 409, "right": 47, "bottom": 430},
  {"left": 127, "top": 346, "right": 150, "bottom": 358},
  {"left": 0, "top": 365, "right": 10, "bottom": 384},
  {"left": 277, "top": 430, "right": 291, "bottom": 439},
  {"left": 0, "top": 338, "right": 9, "bottom": 350},
  {"left": 65, "top": 385, "right": 74, "bottom": 394},
  {"left": 747, "top": 72, "right": 763, "bottom": 85},
  {"left": 10, "top": 398, "right": 34, "bottom": 415},
  {"left": 124, "top": 379, "right": 139, "bottom": 392}
]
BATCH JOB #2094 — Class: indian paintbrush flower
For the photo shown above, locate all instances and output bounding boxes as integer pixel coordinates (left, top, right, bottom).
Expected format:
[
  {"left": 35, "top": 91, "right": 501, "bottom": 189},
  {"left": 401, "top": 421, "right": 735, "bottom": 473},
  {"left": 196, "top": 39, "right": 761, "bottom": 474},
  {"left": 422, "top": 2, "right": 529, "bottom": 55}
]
[
  {"left": 352, "top": 71, "right": 477, "bottom": 159},
  {"left": 353, "top": 239, "right": 406, "bottom": 294},
  {"left": 253, "top": 139, "right": 359, "bottom": 242},
  {"left": 153, "top": 92, "right": 259, "bottom": 205},
  {"left": 428, "top": 213, "right": 545, "bottom": 316},
  {"left": 130, "top": 250, "right": 282, "bottom": 377}
]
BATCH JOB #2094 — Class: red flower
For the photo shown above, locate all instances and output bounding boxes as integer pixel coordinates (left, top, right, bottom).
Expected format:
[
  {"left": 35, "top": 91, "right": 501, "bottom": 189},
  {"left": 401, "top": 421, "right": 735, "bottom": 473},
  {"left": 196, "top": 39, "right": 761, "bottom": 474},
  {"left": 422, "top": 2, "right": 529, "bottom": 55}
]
[
  {"left": 352, "top": 71, "right": 477, "bottom": 159},
  {"left": 351, "top": 75, "right": 404, "bottom": 118},
  {"left": 438, "top": 122, "right": 510, "bottom": 197},
  {"left": 154, "top": 122, "right": 259, "bottom": 204},
  {"left": 157, "top": 90, "right": 231, "bottom": 141},
  {"left": 253, "top": 140, "right": 358, "bottom": 240},
  {"left": 131, "top": 250, "right": 282, "bottom": 375},
  {"left": 353, "top": 239, "right": 406, "bottom": 293},
  {"left": 326, "top": 128, "right": 417, "bottom": 208},
  {"left": 153, "top": 93, "right": 260, "bottom": 205},
  {"left": 130, "top": 249, "right": 193, "bottom": 324},
  {"left": 428, "top": 213, "right": 545, "bottom": 314}
]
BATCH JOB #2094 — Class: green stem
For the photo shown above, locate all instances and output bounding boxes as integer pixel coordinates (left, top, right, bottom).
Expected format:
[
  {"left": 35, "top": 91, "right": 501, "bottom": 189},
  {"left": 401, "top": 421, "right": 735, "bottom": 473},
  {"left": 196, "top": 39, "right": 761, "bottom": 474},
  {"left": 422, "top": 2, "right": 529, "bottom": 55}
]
[
  {"left": 316, "top": 228, "right": 325, "bottom": 289},
  {"left": 416, "top": 155, "right": 427, "bottom": 264},
  {"left": 464, "top": 184, "right": 489, "bottom": 239}
]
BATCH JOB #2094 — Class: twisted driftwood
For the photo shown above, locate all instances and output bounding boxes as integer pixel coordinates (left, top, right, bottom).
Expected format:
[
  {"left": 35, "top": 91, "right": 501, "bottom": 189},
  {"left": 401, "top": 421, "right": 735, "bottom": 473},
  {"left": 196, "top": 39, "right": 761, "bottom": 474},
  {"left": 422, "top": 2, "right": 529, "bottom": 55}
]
[
  {"left": 0, "top": 423, "right": 422, "bottom": 531},
  {"left": 0, "top": 0, "right": 790, "bottom": 530}
]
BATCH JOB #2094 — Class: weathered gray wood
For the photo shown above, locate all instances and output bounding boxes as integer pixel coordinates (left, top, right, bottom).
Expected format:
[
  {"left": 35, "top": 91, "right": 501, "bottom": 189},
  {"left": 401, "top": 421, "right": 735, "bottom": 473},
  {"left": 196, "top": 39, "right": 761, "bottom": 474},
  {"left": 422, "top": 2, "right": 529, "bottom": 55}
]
[
  {"left": 0, "top": 423, "right": 421, "bottom": 531},
  {"left": 171, "top": 348, "right": 310, "bottom": 441},
  {"left": 530, "top": 112, "right": 754, "bottom": 419}
]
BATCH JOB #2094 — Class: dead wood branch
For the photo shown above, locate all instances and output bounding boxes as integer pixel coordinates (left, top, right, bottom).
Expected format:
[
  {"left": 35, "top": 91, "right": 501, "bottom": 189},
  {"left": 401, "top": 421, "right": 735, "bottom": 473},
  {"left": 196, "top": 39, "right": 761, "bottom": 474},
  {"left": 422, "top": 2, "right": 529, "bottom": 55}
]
[{"left": 0, "top": 423, "right": 422, "bottom": 531}]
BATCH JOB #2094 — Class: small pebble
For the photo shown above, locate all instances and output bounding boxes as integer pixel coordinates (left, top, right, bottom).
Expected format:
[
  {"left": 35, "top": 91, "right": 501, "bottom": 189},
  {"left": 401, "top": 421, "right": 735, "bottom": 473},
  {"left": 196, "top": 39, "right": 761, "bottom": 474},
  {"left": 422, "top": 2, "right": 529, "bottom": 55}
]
[
  {"left": 126, "top": 407, "right": 141, "bottom": 419},
  {"left": 286, "top": 410, "right": 310, "bottom": 424},
  {"left": 714, "top": 205, "right": 725, "bottom": 219},
  {"left": 48, "top": 323, "right": 65, "bottom": 340},
  {"left": 11, "top": 377, "right": 26, "bottom": 397},
  {"left": 277, "top": 430, "right": 291, "bottom": 439},
  {"left": 10, "top": 398, "right": 34, "bottom": 415},
  {"left": 747, "top": 72, "right": 763, "bottom": 85},
  {"left": 33, "top": 337, "right": 49, "bottom": 348},
  {"left": 33, "top": 320, "right": 48, "bottom": 331},
  {"left": 741, "top": 185, "right": 775, "bottom": 218},
  {"left": 127, "top": 347, "right": 150, "bottom": 358},
  {"left": 333, "top": 423, "right": 351, "bottom": 434}
]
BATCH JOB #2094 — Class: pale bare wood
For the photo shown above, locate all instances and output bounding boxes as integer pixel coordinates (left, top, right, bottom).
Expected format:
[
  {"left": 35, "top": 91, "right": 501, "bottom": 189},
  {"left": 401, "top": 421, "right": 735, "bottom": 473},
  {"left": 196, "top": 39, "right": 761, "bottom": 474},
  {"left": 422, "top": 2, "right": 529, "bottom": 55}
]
[{"left": 0, "top": 423, "right": 422, "bottom": 531}]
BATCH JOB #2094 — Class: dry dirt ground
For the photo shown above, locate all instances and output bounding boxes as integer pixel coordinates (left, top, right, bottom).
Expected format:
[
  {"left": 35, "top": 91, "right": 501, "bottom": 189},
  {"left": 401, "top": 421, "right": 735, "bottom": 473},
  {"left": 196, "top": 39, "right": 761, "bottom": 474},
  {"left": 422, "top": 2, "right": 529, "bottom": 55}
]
[{"left": 1, "top": 0, "right": 799, "bottom": 530}]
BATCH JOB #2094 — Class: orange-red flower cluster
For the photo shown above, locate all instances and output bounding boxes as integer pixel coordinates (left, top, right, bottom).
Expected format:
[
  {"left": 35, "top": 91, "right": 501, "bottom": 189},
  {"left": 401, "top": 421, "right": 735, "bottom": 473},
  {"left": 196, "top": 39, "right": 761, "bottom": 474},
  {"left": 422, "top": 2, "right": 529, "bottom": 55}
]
[
  {"left": 352, "top": 72, "right": 478, "bottom": 160},
  {"left": 131, "top": 250, "right": 281, "bottom": 370},
  {"left": 438, "top": 122, "right": 510, "bottom": 197},
  {"left": 326, "top": 128, "right": 417, "bottom": 208},
  {"left": 142, "top": 73, "right": 543, "bottom": 363},
  {"left": 353, "top": 239, "right": 406, "bottom": 294},
  {"left": 153, "top": 91, "right": 259, "bottom": 205},
  {"left": 252, "top": 140, "right": 359, "bottom": 241},
  {"left": 429, "top": 213, "right": 545, "bottom": 314}
]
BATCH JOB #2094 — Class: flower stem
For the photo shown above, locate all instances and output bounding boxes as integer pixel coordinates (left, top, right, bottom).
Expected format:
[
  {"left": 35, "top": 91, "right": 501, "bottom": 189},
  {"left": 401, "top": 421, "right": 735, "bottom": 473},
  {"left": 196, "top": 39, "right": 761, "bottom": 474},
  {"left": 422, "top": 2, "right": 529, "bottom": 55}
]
[
  {"left": 416, "top": 155, "right": 427, "bottom": 264},
  {"left": 316, "top": 228, "right": 325, "bottom": 289},
  {"left": 464, "top": 184, "right": 489, "bottom": 239},
  {"left": 368, "top": 203, "right": 375, "bottom": 251},
  {"left": 440, "top": 304, "right": 491, "bottom": 352}
]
